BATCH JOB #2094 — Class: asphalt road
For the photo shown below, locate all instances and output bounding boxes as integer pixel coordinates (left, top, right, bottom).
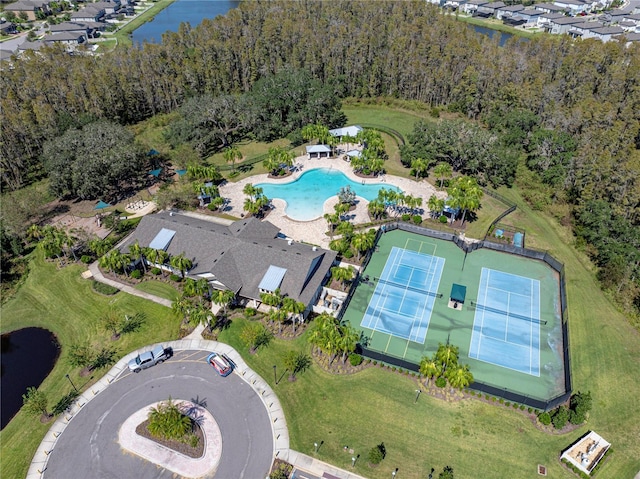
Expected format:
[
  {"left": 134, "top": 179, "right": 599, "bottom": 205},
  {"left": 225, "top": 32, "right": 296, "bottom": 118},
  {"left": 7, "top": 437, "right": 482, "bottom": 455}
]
[{"left": 43, "top": 350, "right": 273, "bottom": 479}]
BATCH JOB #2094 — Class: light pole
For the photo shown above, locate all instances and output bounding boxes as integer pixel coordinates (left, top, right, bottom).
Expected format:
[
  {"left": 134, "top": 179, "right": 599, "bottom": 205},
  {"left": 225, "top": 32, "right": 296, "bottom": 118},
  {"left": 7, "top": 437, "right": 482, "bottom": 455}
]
[
  {"left": 314, "top": 442, "right": 318, "bottom": 453},
  {"left": 273, "top": 365, "right": 277, "bottom": 384},
  {"left": 65, "top": 374, "right": 78, "bottom": 393},
  {"left": 414, "top": 389, "right": 421, "bottom": 403}
]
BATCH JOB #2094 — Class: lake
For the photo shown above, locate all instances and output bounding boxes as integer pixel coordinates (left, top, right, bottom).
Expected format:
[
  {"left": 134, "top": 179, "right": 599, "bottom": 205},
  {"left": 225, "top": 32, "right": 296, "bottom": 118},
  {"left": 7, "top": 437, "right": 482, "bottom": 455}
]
[
  {"left": 1, "top": 328, "right": 60, "bottom": 429},
  {"left": 471, "top": 24, "right": 521, "bottom": 46},
  {"left": 132, "top": 0, "right": 239, "bottom": 45}
]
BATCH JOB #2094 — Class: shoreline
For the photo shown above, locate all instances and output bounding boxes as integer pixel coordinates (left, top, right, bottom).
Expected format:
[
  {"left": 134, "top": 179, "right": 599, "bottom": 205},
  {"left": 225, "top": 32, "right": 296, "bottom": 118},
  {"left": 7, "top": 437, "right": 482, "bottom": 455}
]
[{"left": 110, "top": 0, "right": 180, "bottom": 48}]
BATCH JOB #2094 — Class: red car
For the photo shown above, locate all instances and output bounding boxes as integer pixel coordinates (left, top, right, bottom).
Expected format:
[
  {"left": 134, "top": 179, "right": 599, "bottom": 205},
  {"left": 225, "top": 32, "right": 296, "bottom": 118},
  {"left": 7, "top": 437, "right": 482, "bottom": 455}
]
[{"left": 206, "top": 352, "right": 233, "bottom": 377}]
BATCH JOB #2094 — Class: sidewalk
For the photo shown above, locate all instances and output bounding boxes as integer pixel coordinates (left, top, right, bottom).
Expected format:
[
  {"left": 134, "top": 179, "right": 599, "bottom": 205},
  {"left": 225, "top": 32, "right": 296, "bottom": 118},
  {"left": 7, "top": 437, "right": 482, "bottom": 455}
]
[
  {"left": 87, "top": 262, "right": 173, "bottom": 308},
  {"left": 288, "top": 451, "right": 370, "bottom": 479}
]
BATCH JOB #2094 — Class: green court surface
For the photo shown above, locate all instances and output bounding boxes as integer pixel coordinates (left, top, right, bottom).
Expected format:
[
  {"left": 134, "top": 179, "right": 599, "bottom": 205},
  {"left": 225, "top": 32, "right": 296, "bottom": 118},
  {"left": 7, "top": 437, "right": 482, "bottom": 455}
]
[{"left": 342, "top": 229, "right": 566, "bottom": 402}]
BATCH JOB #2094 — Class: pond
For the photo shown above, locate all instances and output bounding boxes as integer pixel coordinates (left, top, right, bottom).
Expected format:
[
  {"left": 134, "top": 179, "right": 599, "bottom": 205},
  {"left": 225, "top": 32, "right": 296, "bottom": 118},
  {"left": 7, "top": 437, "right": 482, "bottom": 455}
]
[
  {"left": 133, "top": 0, "right": 239, "bottom": 45},
  {"left": 1, "top": 328, "right": 60, "bottom": 429}
]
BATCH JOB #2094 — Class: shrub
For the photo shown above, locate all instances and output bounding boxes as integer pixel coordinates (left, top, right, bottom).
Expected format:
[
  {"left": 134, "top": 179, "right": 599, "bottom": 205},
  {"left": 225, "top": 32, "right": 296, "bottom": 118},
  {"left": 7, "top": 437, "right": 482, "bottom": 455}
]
[
  {"left": 81, "top": 255, "right": 92, "bottom": 264},
  {"left": 342, "top": 248, "right": 354, "bottom": 259},
  {"left": 552, "top": 406, "right": 570, "bottom": 429},
  {"left": 499, "top": 398, "right": 504, "bottom": 404},
  {"left": 130, "top": 270, "right": 142, "bottom": 279},
  {"left": 368, "top": 443, "right": 386, "bottom": 464},
  {"left": 412, "top": 215, "right": 422, "bottom": 225},
  {"left": 244, "top": 307, "right": 257, "bottom": 319},
  {"left": 520, "top": 405, "right": 525, "bottom": 410},
  {"left": 349, "top": 353, "right": 363, "bottom": 366},
  {"left": 147, "top": 398, "right": 192, "bottom": 440},
  {"left": 92, "top": 281, "right": 119, "bottom": 296},
  {"left": 528, "top": 407, "right": 533, "bottom": 413},
  {"left": 372, "top": 360, "right": 377, "bottom": 365},
  {"left": 52, "top": 391, "right": 79, "bottom": 415},
  {"left": 401, "top": 213, "right": 411, "bottom": 222},
  {"left": 151, "top": 267, "right": 161, "bottom": 275},
  {"left": 538, "top": 412, "right": 552, "bottom": 426},
  {"left": 491, "top": 396, "right": 496, "bottom": 402},
  {"left": 430, "top": 107, "right": 440, "bottom": 118},
  {"left": 169, "top": 273, "right": 181, "bottom": 282},
  {"left": 391, "top": 367, "right": 396, "bottom": 372},
  {"left": 439, "top": 215, "right": 448, "bottom": 224},
  {"left": 435, "top": 377, "right": 446, "bottom": 388},
  {"left": 505, "top": 401, "right": 510, "bottom": 407},
  {"left": 513, "top": 403, "right": 519, "bottom": 409}
]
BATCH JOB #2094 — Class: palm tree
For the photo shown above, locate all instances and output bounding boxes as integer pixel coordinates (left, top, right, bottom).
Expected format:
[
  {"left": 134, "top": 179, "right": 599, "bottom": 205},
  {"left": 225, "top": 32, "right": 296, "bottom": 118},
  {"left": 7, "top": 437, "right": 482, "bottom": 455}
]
[
  {"left": 243, "top": 183, "right": 259, "bottom": 201},
  {"left": 129, "top": 240, "right": 145, "bottom": 273},
  {"left": 324, "top": 212, "right": 341, "bottom": 238},
  {"left": 143, "top": 247, "right": 158, "bottom": 268},
  {"left": 339, "top": 324, "right": 360, "bottom": 363},
  {"left": 427, "top": 195, "right": 445, "bottom": 219},
  {"left": 446, "top": 364, "right": 474, "bottom": 392},
  {"left": 243, "top": 198, "right": 259, "bottom": 217},
  {"left": 335, "top": 221, "right": 354, "bottom": 240},
  {"left": 223, "top": 146, "right": 243, "bottom": 172},
  {"left": 156, "top": 249, "right": 170, "bottom": 276},
  {"left": 263, "top": 156, "right": 281, "bottom": 176},
  {"left": 211, "top": 289, "right": 235, "bottom": 318},
  {"left": 172, "top": 294, "right": 191, "bottom": 318},
  {"left": 351, "top": 231, "right": 375, "bottom": 261},
  {"left": 89, "top": 238, "right": 112, "bottom": 258},
  {"left": 282, "top": 297, "right": 305, "bottom": 333},
  {"left": 331, "top": 265, "right": 355, "bottom": 290},
  {"left": 436, "top": 343, "right": 459, "bottom": 374},
  {"left": 170, "top": 253, "right": 193, "bottom": 279},
  {"left": 419, "top": 356, "right": 441, "bottom": 386},
  {"left": 260, "top": 288, "right": 283, "bottom": 310},
  {"left": 411, "top": 158, "right": 430, "bottom": 180},
  {"left": 434, "top": 162, "right": 453, "bottom": 189},
  {"left": 368, "top": 199, "right": 386, "bottom": 220},
  {"left": 182, "top": 278, "right": 199, "bottom": 297},
  {"left": 447, "top": 176, "right": 483, "bottom": 225}
]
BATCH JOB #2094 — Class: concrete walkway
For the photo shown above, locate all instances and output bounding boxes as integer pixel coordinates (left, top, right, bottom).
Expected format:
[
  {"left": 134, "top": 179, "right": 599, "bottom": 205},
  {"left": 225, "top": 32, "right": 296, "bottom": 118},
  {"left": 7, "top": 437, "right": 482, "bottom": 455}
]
[{"left": 87, "top": 262, "right": 173, "bottom": 308}]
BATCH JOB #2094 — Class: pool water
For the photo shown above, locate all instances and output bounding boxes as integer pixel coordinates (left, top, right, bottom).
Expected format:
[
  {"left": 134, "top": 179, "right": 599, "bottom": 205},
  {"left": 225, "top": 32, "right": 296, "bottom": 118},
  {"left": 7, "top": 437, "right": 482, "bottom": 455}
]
[{"left": 256, "top": 168, "right": 399, "bottom": 221}]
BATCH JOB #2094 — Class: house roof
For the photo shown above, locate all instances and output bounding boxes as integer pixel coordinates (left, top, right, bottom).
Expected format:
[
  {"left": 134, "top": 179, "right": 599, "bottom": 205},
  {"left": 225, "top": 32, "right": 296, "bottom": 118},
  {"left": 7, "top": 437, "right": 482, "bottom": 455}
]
[
  {"left": 572, "top": 21, "right": 603, "bottom": 30},
  {"left": 499, "top": 4, "right": 526, "bottom": 11},
  {"left": 306, "top": 145, "right": 332, "bottom": 154},
  {"left": 616, "top": 32, "right": 640, "bottom": 41},
  {"left": 258, "top": 265, "right": 288, "bottom": 292},
  {"left": 551, "top": 16, "right": 586, "bottom": 24},
  {"left": 482, "top": 2, "right": 506, "bottom": 9},
  {"left": 4, "top": 0, "right": 49, "bottom": 11},
  {"left": 540, "top": 12, "right": 567, "bottom": 19},
  {"left": 535, "top": 3, "right": 567, "bottom": 12},
  {"left": 18, "top": 40, "right": 44, "bottom": 51},
  {"left": 43, "top": 32, "right": 85, "bottom": 42},
  {"left": 553, "top": 0, "right": 587, "bottom": 6},
  {"left": 49, "top": 22, "right": 91, "bottom": 33},
  {"left": 591, "top": 26, "right": 625, "bottom": 35},
  {"left": 329, "top": 125, "right": 363, "bottom": 138},
  {"left": 121, "top": 212, "right": 336, "bottom": 304}
]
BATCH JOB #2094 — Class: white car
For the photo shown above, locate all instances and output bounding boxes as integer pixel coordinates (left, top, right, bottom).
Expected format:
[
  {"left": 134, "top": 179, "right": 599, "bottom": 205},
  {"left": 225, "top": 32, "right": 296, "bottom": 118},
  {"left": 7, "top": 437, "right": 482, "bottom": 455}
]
[{"left": 128, "top": 345, "right": 170, "bottom": 373}]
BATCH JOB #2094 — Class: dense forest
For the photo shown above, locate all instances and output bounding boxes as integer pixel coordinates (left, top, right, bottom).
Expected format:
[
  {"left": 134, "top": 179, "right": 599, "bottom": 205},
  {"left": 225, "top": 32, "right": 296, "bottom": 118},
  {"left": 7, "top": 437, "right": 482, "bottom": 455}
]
[{"left": 0, "top": 1, "right": 638, "bottom": 316}]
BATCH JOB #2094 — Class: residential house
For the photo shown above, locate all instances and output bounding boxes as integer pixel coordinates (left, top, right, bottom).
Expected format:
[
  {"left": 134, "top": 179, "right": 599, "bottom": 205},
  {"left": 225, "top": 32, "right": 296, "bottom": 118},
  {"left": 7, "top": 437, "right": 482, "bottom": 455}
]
[
  {"left": 534, "top": 3, "right": 568, "bottom": 14},
  {"left": 538, "top": 11, "right": 567, "bottom": 28},
  {"left": 552, "top": 0, "right": 590, "bottom": 16},
  {"left": 0, "top": 20, "right": 17, "bottom": 34},
  {"left": 460, "top": 0, "right": 488, "bottom": 14},
  {"left": 495, "top": 4, "right": 525, "bottom": 20},
  {"left": 587, "top": 25, "right": 625, "bottom": 41},
  {"left": 42, "top": 31, "right": 86, "bottom": 50},
  {"left": 615, "top": 31, "right": 640, "bottom": 45},
  {"left": 120, "top": 213, "right": 337, "bottom": 314},
  {"left": 510, "top": 9, "right": 543, "bottom": 25},
  {"left": 70, "top": 5, "right": 105, "bottom": 22},
  {"left": 306, "top": 145, "right": 332, "bottom": 159},
  {"left": 0, "top": 49, "right": 15, "bottom": 62},
  {"left": 48, "top": 21, "right": 100, "bottom": 38},
  {"left": 17, "top": 40, "right": 44, "bottom": 53},
  {"left": 3, "top": 0, "right": 51, "bottom": 21},
  {"left": 545, "top": 15, "right": 586, "bottom": 34},
  {"left": 476, "top": 1, "right": 505, "bottom": 17},
  {"left": 568, "top": 21, "right": 603, "bottom": 37}
]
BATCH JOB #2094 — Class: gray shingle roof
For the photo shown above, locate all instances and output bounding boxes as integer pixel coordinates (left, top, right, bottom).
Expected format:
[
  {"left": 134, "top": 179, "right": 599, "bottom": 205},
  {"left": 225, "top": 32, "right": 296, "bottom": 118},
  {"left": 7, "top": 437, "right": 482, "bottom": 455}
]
[{"left": 121, "top": 212, "right": 337, "bottom": 305}]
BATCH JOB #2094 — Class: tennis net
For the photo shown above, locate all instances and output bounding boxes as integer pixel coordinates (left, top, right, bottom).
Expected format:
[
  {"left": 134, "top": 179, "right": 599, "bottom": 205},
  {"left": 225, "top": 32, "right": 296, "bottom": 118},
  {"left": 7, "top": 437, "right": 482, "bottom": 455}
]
[
  {"left": 469, "top": 301, "right": 547, "bottom": 325},
  {"left": 375, "top": 277, "right": 443, "bottom": 298}
]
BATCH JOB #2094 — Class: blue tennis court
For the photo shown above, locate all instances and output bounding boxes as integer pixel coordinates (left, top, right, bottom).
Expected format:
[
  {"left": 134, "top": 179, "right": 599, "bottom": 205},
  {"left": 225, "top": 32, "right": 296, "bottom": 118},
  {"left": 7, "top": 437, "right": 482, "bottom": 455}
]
[
  {"left": 360, "top": 247, "right": 445, "bottom": 344},
  {"left": 469, "top": 268, "right": 541, "bottom": 376}
]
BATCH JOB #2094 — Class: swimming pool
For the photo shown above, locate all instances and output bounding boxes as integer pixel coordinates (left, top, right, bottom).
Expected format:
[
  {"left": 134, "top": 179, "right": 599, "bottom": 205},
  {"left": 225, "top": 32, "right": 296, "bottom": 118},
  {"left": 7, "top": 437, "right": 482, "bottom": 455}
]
[{"left": 256, "top": 168, "right": 400, "bottom": 221}]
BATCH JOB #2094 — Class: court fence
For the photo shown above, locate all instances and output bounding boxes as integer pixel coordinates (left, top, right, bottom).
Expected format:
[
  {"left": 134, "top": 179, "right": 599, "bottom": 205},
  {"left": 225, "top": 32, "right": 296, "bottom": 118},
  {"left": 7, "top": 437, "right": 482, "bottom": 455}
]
[{"left": 349, "top": 221, "right": 572, "bottom": 410}]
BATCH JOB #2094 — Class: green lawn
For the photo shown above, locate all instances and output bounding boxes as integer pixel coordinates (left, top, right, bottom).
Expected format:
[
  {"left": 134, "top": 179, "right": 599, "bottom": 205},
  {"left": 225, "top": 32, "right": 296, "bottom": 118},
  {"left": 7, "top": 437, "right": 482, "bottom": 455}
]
[
  {"left": 0, "top": 251, "right": 180, "bottom": 479},
  {"left": 134, "top": 279, "right": 180, "bottom": 301}
]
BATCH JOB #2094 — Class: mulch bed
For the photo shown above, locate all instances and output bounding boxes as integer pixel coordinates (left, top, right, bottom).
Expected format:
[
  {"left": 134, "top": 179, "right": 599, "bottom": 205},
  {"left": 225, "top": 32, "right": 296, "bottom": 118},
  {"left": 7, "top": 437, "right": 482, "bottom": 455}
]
[{"left": 135, "top": 419, "right": 205, "bottom": 458}]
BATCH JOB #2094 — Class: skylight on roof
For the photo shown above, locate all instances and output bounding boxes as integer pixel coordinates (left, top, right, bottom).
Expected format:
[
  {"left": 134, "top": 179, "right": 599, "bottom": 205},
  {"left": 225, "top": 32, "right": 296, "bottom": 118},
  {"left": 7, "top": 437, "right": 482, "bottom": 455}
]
[
  {"left": 149, "top": 228, "right": 176, "bottom": 250},
  {"left": 258, "top": 265, "right": 287, "bottom": 292}
]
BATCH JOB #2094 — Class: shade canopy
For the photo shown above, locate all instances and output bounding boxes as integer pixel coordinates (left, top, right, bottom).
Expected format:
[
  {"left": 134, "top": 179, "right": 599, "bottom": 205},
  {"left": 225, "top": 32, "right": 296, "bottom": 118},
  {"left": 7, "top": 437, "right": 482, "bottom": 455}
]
[
  {"left": 450, "top": 283, "right": 467, "bottom": 303},
  {"left": 148, "top": 168, "right": 163, "bottom": 177},
  {"left": 94, "top": 200, "right": 111, "bottom": 210}
]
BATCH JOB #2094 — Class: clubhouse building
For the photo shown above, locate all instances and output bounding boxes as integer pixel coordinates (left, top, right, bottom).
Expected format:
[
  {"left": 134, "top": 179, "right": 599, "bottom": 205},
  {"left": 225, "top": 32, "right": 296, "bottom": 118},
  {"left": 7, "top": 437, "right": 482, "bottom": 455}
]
[{"left": 120, "top": 211, "right": 337, "bottom": 313}]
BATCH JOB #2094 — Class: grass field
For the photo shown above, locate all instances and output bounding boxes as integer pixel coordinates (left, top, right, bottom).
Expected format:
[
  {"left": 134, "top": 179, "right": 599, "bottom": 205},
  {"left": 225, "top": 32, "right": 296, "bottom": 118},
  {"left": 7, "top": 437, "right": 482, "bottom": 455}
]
[
  {"left": 0, "top": 252, "right": 180, "bottom": 479},
  {"left": 134, "top": 279, "right": 180, "bottom": 301}
]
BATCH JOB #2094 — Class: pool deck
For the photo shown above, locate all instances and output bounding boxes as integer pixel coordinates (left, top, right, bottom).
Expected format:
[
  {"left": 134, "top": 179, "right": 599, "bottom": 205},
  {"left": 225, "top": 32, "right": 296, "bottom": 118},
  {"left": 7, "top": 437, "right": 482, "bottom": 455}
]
[{"left": 219, "top": 154, "right": 444, "bottom": 248}]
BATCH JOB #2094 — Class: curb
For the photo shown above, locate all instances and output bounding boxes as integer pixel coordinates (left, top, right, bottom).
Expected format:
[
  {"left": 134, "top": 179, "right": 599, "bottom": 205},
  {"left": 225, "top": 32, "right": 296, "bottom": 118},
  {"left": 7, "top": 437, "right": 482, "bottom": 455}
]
[{"left": 26, "top": 340, "right": 289, "bottom": 478}]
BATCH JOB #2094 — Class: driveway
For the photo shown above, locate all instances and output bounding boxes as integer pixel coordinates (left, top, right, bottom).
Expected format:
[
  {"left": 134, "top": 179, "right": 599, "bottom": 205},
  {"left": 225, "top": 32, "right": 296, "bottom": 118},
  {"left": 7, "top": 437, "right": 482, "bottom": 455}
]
[{"left": 42, "top": 350, "right": 273, "bottom": 478}]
